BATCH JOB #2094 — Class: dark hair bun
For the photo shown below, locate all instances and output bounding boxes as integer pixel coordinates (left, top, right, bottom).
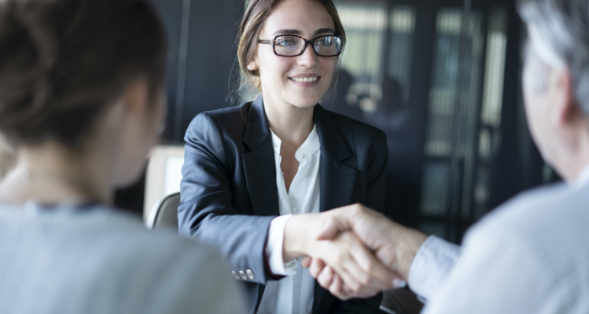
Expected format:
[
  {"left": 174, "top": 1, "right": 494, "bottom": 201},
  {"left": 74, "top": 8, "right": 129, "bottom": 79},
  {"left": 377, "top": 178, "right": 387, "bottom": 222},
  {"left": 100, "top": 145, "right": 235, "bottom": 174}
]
[
  {"left": 0, "top": 0, "right": 166, "bottom": 147},
  {"left": 0, "top": 4, "right": 54, "bottom": 142}
]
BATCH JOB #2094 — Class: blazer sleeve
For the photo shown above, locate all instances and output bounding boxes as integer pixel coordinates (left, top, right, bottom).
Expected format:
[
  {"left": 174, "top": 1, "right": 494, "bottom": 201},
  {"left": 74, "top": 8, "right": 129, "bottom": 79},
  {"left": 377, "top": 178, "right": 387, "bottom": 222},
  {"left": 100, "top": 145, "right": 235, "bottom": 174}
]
[
  {"left": 333, "top": 129, "right": 388, "bottom": 313},
  {"left": 178, "top": 112, "right": 275, "bottom": 284}
]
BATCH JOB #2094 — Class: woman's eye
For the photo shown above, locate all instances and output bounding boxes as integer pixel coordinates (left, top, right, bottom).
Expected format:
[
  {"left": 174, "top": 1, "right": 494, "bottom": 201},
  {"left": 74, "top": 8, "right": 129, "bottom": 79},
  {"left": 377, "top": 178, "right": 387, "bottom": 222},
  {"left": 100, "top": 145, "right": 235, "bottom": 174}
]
[
  {"left": 317, "top": 38, "right": 332, "bottom": 46},
  {"left": 276, "top": 38, "right": 296, "bottom": 46}
]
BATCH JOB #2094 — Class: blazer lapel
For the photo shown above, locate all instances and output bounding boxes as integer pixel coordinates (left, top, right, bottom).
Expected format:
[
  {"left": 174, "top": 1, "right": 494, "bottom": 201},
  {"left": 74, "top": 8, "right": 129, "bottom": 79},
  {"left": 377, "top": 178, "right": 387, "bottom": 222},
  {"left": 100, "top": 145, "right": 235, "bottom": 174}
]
[
  {"left": 315, "top": 105, "right": 358, "bottom": 213},
  {"left": 313, "top": 105, "right": 359, "bottom": 314},
  {"left": 242, "top": 96, "right": 280, "bottom": 217}
]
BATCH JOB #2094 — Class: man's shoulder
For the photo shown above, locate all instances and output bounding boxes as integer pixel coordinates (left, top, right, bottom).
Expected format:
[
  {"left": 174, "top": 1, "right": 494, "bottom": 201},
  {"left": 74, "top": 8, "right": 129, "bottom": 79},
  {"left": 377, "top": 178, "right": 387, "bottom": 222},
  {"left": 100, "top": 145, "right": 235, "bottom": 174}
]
[
  {"left": 465, "top": 181, "right": 589, "bottom": 264},
  {"left": 471, "top": 182, "right": 578, "bottom": 233}
]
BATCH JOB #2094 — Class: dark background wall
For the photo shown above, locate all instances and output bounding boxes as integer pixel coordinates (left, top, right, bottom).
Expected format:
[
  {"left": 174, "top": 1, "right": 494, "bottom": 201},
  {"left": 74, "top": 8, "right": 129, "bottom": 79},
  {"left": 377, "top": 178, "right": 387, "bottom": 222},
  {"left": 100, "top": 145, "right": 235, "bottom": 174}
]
[
  {"left": 115, "top": 0, "right": 559, "bottom": 245},
  {"left": 114, "top": 0, "right": 244, "bottom": 214}
]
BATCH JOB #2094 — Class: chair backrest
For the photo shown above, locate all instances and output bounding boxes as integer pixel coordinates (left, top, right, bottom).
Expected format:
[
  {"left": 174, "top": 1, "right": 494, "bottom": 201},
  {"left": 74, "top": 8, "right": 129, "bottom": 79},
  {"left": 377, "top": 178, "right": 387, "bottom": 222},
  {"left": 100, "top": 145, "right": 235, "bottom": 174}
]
[
  {"left": 146, "top": 192, "right": 180, "bottom": 230},
  {"left": 143, "top": 145, "right": 184, "bottom": 225}
]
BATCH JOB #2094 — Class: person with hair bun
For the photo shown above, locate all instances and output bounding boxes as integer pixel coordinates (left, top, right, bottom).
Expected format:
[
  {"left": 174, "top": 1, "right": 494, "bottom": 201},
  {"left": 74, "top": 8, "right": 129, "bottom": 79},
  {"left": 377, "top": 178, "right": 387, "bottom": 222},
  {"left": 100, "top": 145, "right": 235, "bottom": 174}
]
[
  {"left": 0, "top": 0, "right": 244, "bottom": 313},
  {"left": 178, "top": 0, "right": 397, "bottom": 313}
]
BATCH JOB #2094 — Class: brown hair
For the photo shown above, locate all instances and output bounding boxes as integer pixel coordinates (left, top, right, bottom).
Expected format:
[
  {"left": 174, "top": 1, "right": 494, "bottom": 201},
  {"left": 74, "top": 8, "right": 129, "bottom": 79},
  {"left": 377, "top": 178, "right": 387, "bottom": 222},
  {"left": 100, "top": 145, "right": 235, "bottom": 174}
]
[
  {"left": 236, "top": 0, "right": 346, "bottom": 94},
  {"left": 0, "top": 0, "right": 166, "bottom": 147}
]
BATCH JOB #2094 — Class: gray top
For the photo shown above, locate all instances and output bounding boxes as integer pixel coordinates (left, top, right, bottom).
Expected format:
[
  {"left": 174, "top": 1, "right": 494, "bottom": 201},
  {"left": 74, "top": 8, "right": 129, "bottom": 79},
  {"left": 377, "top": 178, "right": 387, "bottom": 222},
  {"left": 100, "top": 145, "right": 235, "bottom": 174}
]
[{"left": 0, "top": 202, "right": 246, "bottom": 314}]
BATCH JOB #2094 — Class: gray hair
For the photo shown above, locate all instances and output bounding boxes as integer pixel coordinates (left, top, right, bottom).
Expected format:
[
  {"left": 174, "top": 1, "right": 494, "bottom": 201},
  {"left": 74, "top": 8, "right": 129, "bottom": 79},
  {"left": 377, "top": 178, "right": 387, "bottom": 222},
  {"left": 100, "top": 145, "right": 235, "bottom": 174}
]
[{"left": 518, "top": 0, "right": 589, "bottom": 115}]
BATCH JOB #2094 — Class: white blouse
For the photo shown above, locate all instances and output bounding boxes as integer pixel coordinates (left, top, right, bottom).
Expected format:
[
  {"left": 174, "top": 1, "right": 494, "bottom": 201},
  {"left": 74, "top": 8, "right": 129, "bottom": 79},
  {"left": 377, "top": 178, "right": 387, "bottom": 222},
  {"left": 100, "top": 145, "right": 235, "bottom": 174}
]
[{"left": 258, "top": 125, "right": 321, "bottom": 314}]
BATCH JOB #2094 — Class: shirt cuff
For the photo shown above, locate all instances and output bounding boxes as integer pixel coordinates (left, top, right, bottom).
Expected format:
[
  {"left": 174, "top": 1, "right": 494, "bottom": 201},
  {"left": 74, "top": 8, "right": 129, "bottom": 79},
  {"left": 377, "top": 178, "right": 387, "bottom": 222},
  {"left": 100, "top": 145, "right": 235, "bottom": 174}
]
[
  {"left": 408, "top": 235, "right": 461, "bottom": 300},
  {"left": 265, "top": 215, "right": 298, "bottom": 276}
]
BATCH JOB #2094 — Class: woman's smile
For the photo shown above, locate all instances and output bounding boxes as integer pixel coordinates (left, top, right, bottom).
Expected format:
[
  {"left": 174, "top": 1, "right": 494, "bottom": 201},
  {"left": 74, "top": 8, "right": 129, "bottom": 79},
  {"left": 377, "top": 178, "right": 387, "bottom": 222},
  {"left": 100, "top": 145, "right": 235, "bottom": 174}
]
[{"left": 289, "top": 73, "right": 321, "bottom": 86}]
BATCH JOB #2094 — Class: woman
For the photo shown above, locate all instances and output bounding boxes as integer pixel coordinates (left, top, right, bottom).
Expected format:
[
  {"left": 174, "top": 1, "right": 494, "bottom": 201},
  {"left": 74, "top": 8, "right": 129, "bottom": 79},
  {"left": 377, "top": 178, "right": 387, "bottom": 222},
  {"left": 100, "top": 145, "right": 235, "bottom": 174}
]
[
  {"left": 178, "top": 0, "right": 396, "bottom": 313},
  {"left": 0, "top": 0, "right": 243, "bottom": 312}
]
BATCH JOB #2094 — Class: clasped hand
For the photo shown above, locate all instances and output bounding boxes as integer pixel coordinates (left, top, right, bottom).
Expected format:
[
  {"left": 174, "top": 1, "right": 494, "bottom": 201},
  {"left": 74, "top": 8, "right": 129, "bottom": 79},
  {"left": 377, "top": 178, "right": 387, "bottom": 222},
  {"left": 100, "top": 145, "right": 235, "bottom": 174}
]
[{"left": 284, "top": 204, "right": 427, "bottom": 300}]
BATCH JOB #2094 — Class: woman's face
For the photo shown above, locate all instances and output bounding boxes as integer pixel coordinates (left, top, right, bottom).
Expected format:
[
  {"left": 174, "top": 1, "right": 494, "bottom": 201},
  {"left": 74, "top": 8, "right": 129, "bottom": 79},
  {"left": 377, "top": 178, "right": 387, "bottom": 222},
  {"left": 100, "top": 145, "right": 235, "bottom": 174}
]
[{"left": 248, "top": 0, "right": 338, "bottom": 109}]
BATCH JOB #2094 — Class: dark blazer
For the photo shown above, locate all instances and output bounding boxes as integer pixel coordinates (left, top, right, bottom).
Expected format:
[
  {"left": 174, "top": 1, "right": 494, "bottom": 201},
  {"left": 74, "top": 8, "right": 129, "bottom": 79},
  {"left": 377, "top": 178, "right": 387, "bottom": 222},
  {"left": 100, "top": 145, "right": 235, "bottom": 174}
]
[{"left": 178, "top": 96, "right": 388, "bottom": 314}]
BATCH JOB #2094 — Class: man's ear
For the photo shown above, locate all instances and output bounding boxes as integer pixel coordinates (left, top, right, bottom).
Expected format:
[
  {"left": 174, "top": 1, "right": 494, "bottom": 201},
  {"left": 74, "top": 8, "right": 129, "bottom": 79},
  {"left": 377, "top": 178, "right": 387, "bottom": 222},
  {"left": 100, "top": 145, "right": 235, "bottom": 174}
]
[
  {"left": 552, "top": 68, "right": 577, "bottom": 125},
  {"left": 123, "top": 79, "right": 150, "bottom": 113}
]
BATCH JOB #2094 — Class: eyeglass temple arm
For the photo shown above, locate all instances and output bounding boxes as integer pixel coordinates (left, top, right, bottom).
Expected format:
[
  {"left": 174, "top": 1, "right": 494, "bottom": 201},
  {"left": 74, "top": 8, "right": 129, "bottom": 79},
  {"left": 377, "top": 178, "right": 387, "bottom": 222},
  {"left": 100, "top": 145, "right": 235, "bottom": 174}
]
[{"left": 258, "top": 39, "right": 272, "bottom": 44}]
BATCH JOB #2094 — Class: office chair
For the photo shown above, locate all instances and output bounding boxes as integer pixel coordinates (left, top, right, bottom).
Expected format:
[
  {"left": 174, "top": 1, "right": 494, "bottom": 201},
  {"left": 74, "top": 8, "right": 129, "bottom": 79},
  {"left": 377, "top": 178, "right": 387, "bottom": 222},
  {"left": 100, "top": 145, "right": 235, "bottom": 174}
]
[{"left": 146, "top": 192, "right": 180, "bottom": 230}]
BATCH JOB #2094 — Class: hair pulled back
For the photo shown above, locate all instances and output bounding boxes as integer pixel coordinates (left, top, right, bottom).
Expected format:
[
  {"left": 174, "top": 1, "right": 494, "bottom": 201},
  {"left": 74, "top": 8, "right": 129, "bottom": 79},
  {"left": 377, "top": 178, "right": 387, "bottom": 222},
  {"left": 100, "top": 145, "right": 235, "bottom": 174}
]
[
  {"left": 236, "top": 0, "right": 346, "bottom": 95},
  {"left": 518, "top": 0, "right": 589, "bottom": 116},
  {"left": 0, "top": 0, "right": 166, "bottom": 147}
]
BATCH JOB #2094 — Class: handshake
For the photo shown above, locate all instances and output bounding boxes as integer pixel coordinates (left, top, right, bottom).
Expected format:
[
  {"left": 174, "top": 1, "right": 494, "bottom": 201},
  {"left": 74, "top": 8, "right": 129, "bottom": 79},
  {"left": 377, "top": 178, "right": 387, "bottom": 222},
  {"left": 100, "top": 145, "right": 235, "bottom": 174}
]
[{"left": 282, "top": 204, "right": 428, "bottom": 300}]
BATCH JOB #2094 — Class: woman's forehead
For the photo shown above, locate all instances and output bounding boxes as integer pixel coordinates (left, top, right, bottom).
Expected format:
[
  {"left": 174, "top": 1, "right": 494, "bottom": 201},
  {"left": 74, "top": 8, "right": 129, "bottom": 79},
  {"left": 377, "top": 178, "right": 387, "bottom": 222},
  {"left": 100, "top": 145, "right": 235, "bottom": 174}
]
[{"left": 261, "top": 0, "right": 335, "bottom": 36}]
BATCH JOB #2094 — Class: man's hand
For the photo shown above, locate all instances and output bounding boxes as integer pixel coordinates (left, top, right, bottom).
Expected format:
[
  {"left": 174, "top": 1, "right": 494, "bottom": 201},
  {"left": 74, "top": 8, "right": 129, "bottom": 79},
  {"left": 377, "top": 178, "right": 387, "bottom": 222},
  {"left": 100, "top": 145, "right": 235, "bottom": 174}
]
[
  {"left": 302, "top": 204, "right": 428, "bottom": 299},
  {"left": 282, "top": 213, "right": 398, "bottom": 297}
]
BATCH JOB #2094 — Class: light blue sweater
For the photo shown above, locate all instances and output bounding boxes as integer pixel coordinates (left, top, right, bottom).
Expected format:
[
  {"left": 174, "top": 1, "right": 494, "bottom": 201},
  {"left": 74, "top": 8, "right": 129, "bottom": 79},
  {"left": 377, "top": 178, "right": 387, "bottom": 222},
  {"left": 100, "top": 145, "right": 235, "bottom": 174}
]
[{"left": 0, "top": 203, "right": 246, "bottom": 314}]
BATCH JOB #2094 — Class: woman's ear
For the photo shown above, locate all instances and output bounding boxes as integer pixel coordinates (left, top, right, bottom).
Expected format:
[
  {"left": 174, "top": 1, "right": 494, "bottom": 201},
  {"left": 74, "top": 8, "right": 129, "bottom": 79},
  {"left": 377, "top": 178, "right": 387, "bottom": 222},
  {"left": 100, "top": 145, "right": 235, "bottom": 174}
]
[
  {"left": 247, "top": 59, "right": 259, "bottom": 72},
  {"left": 123, "top": 79, "right": 150, "bottom": 114},
  {"left": 551, "top": 68, "right": 576, "bottom": 126}
]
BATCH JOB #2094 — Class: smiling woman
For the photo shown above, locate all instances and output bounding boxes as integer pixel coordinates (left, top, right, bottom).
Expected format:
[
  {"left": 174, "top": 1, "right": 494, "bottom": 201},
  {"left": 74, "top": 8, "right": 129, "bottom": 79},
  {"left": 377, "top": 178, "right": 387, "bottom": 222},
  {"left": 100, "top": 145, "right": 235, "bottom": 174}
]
[{"left": 178, "top": 0, "right": 394, "bottom": 313}]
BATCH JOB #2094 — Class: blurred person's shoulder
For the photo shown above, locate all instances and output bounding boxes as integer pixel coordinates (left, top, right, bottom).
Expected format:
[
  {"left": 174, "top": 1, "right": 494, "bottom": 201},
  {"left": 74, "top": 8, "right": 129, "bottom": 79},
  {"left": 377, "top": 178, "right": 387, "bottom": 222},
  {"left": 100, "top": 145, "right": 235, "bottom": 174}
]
[
  {"left": 463, "top": 181, "right": 589, "bottom": 278},
  {"left": 467, "top": 181, "right": 586, "bottom": 244},
  {"left": 0, "top": 203, "right": 246, "bottom": 314}
]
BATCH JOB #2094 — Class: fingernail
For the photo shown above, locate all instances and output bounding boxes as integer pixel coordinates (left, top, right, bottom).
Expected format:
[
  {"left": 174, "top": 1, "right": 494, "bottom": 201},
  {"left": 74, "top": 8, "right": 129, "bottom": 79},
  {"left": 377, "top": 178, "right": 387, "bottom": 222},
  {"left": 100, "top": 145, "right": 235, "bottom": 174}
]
[{"left": 392, "top": 278, "right": 406, "bottom": 288}]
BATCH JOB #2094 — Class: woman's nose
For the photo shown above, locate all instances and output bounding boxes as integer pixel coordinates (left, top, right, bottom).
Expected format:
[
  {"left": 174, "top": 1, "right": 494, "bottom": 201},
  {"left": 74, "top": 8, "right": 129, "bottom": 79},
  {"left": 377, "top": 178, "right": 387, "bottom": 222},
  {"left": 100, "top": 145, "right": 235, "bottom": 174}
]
[{"left": 296, "top": 42, "right": 318, "bottom": 67}]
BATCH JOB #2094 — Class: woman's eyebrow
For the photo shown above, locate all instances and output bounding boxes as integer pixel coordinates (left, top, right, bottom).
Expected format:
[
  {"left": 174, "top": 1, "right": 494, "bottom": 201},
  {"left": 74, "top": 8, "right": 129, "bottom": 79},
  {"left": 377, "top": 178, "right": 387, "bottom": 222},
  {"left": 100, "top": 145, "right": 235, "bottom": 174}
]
[
  {"left": 272, "top": 29, "right": 301, "bottom": 36},
  {"left": 271, "top": 28, "right": 336, "bottom": 36},
  {"left": 314, "top": 28, "right": 335, "bottom": 35}
]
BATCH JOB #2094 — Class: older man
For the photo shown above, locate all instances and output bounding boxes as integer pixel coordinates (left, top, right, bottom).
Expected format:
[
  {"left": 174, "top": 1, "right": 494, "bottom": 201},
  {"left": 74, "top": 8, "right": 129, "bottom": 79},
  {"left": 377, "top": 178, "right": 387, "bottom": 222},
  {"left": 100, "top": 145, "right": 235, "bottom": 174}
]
[{"left": 304, "top": 0, "right": 589, "bottom": 312}]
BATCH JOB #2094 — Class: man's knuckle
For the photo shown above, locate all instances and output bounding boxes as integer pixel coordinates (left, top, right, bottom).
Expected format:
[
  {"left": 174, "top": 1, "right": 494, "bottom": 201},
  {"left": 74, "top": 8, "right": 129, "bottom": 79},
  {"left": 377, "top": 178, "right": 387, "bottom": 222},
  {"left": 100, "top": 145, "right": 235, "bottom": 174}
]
[
  {"left": 350, "top": 282, "right": 362, "bottom": 293},
  {"left": 357, "top": 273, "right": 370, "bottom": 286},
  {"left": 365, "top": 263, "right": 374, "bottom": 274}
]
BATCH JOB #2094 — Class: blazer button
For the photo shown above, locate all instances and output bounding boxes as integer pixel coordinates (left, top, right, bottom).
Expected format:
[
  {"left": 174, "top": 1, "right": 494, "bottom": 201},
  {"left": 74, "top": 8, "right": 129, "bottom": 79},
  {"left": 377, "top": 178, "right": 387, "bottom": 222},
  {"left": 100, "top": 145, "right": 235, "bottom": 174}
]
[
  {"left": 231, "top": 271, "right": 240, "bottom": 280},
  {"left": 239, "top": 270, "right": 248, "bottom": 280},
  {"left": 246, "top": 269, "right": 255, "bottom": 280}
]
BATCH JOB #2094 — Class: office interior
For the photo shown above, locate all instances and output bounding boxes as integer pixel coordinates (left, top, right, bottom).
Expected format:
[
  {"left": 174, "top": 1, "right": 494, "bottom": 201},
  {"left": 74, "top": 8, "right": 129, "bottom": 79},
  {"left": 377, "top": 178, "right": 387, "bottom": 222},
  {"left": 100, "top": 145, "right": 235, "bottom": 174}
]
[{"left": 115, "top": 0, "right": 558, "bottom": 246}]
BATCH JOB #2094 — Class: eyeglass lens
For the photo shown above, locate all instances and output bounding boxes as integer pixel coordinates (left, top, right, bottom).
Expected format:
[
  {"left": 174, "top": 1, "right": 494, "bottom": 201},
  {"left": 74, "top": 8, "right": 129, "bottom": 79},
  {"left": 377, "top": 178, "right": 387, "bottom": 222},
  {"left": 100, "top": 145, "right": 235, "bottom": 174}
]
[{"left": 274, "top": 35, "right": 342, "bottom": 57}]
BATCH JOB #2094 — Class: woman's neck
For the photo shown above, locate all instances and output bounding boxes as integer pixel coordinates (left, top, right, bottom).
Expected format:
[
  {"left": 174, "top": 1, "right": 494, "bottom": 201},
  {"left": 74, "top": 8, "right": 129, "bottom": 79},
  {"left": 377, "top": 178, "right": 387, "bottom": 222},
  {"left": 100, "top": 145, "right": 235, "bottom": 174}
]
[
  {"left": 0, "top": 143, "right": 112, "bottom": 206},
  {"left": 263, "top": 96, "right": 315, "bottom": 149}
]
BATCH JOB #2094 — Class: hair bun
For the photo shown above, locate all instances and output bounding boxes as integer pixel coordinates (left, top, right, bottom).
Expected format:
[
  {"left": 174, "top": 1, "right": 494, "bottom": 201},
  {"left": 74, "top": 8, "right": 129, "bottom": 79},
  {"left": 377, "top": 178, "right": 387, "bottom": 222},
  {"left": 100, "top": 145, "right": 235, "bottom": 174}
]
[
  {"left": 0, "top": 4, "right": 55, "bottom": 140},
  {"left": 0, "top": 0, "right": 165, "bottom": 147}
]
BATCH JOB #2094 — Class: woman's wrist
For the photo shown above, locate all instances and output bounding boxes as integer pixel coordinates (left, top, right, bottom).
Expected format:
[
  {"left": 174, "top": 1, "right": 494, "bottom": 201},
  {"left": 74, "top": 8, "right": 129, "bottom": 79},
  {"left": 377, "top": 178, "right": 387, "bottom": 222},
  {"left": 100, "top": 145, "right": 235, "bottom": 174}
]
[{"left": 282, "top": 214, "right": 314, "bottom": 262}]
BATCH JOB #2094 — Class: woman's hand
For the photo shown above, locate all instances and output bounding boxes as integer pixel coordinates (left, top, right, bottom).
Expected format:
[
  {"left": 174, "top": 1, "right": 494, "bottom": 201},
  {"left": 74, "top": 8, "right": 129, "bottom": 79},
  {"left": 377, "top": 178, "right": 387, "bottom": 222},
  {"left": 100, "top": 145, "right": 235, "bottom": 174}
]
[
  {"left": 298, "top": 204, "right": 428, "bottom": 300},
  {"left": 305, "top": 258, "right": 407, "bottom": 300},
  {"left": 283, "top": 214, "right": 397, "bottom": 297}
]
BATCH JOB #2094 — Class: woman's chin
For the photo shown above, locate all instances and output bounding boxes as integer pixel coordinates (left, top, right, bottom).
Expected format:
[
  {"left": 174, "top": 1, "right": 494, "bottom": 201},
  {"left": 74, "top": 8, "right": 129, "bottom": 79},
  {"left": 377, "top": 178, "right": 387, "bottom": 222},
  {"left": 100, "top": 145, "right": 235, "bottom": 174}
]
[
  {"left": 286, "top": 94, "right": 325, "bottom": 109},
  {"left": 290, "top": 101, "right": 319, "bottom": 109}
]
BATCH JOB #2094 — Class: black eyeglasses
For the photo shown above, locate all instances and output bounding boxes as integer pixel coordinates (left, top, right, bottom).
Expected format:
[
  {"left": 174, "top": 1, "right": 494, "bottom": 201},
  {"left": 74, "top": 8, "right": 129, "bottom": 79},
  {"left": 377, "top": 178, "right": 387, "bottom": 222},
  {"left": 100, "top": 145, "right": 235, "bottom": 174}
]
[{"left": 258, "top": 35, "right": 343, "bottom": 57}]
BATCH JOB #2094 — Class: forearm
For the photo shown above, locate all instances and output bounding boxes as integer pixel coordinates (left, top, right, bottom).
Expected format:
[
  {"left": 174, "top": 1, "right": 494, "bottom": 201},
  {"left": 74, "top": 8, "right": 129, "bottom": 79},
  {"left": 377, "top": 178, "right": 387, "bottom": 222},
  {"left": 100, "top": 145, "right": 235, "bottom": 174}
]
[
  {"left": 178, "top": 208, "right": 276, "bottom": 284},
  {"left": 282, "top": 213, "right": 316, "bottom": 261}
]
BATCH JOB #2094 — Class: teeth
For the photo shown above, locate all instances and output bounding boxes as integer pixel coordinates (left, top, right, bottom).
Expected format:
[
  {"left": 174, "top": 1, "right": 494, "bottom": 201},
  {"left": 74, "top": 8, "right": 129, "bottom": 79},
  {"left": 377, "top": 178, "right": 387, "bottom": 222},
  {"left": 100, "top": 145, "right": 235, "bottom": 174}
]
[{"left": 291, "top": 77, "right": 318, "bottom": 82}]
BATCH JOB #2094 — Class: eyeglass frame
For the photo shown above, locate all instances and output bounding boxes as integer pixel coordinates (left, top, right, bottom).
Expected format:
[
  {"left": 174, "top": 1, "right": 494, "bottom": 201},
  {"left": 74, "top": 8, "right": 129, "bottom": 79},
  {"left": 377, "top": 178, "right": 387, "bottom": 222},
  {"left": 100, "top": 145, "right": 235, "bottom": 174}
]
[{"left": 257, "top": 34, "right": 343, "bottom": 57}]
